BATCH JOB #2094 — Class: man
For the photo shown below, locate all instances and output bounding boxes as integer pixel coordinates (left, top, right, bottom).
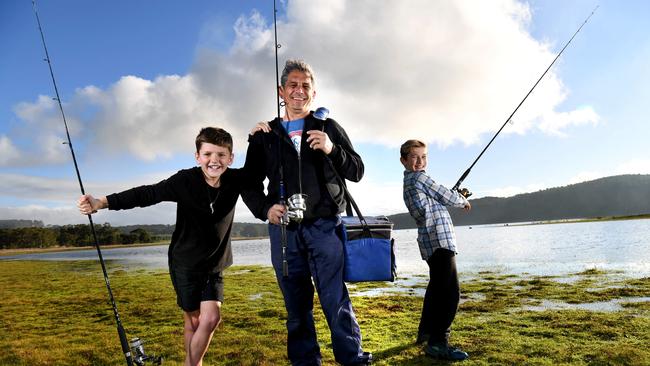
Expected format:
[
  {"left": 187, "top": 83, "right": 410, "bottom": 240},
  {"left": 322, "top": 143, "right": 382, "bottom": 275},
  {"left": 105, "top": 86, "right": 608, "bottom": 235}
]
[{"left": 242, "top": 59, "right": 372, "bottom": 366}]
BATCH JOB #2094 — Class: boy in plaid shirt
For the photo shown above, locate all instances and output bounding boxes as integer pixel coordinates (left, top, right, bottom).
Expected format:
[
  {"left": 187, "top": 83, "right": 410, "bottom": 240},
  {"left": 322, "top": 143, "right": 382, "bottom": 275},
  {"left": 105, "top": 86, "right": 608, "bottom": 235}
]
[{"left": 400, "top": 139, "right": 471, "bottom": 361}]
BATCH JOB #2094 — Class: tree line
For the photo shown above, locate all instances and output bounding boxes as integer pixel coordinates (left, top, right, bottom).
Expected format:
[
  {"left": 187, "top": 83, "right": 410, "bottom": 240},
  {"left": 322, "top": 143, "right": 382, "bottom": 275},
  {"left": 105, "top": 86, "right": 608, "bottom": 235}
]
[
  {"left": 0, "top": 224, "right": 154, "bottom": 249},
  {"left": 0, "top": 221, "right": 269, "bottom": 250}
]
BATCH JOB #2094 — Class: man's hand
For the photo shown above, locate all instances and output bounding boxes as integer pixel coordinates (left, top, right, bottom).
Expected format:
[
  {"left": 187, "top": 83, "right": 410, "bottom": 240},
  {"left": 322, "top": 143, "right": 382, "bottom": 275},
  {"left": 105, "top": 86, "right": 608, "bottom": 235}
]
[
  {"left": 267, "top": 204, "right": 287, "bottom": 225},
  {"left": 306, "top": 130, "right": 333, "bottom": 154}
]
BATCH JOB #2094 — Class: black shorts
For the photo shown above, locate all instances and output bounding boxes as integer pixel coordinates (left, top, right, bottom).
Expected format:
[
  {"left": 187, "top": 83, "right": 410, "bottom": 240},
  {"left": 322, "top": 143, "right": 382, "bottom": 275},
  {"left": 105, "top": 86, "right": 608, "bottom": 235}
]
[{"left": 169, "top": 268, "right": 224, "bottom": 312}]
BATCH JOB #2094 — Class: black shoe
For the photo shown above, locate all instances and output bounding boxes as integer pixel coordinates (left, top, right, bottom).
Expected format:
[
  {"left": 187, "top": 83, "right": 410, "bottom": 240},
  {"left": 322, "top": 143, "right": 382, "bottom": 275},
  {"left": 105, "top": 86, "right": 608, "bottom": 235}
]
[
  {"left": 416, "top": 333, "right": 430, "bottom": 344},
  {"left": 345, "top": 352, "right": 372, "bottom": 365},
  {"left": 424, "top": 343, "right": 468, "bottom": 361}
]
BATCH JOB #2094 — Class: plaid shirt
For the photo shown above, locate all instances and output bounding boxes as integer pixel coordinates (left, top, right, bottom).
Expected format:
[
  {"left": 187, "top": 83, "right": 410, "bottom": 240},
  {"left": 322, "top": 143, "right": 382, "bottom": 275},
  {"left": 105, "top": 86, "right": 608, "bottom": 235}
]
[{"left": 402, "top": 170, "right": 468, "bottom": 260}]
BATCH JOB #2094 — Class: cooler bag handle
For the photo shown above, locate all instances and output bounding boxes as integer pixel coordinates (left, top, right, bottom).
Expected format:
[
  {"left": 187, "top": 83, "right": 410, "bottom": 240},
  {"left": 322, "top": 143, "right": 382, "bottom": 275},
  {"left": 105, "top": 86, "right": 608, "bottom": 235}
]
[
  {"left": 318, "top": 118, "right": 370, "bottom": 233},
  {"left": 323, "top": 155, "right": 370, "bottom": 235}
]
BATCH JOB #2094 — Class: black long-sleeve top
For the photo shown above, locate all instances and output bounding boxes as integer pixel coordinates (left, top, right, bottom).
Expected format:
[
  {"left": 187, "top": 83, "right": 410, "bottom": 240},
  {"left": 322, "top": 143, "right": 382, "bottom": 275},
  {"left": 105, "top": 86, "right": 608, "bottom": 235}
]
[
  {"left": 106, "top": 167, "right": 242, "bottom": 273},
  {"left": 242, "top": 112, "right": 364, "bottom": 221}
]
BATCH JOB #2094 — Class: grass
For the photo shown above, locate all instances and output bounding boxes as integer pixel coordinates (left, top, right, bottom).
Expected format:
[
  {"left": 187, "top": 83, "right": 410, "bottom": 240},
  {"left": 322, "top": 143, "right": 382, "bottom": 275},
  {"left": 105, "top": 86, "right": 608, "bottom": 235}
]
[{"left": 0, "top": 261, "right": 649, "bottom": 365}]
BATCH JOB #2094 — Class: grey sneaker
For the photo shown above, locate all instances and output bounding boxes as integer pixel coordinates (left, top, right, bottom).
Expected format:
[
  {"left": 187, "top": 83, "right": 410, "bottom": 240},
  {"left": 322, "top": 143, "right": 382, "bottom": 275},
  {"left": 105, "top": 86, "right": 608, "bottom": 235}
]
[{"left": 424, "top": 343, "right": 469, "bottom": 361}]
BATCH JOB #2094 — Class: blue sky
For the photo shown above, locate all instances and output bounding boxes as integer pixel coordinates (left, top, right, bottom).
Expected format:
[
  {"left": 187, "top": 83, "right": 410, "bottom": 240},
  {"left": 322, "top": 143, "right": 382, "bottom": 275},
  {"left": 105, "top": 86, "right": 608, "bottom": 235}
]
[{"left": 1, "top": 0, "right": 649, "bottom": 226}]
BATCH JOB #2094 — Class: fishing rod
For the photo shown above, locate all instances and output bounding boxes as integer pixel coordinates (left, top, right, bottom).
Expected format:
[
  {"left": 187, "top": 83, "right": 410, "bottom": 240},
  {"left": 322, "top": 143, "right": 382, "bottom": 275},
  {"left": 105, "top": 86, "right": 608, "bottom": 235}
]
[
  {"left": 273, "top": 0, "right": 290, "bottom": 276},
  {"left": 31, "top": 2, "right": 160, "bottom": 365},
  {"left": 452, "top": 5, "right": 599, "bottom": 195}
]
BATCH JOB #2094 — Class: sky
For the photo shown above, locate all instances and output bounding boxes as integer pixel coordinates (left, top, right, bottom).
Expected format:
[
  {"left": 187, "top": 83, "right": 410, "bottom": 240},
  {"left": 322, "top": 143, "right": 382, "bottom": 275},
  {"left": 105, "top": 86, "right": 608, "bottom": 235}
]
[{"left": 1, "top": 0, "right": 649, "bottom": 226}]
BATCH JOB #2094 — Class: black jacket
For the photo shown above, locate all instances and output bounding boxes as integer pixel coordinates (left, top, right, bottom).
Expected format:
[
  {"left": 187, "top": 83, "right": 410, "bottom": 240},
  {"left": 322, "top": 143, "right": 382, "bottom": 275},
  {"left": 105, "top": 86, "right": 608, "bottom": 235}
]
[
  {"left": 242, "top": 111, "right": 364, "bottom": 221},
  {"left": 106, "top": 167, "right": 242, "bottom": 273}
]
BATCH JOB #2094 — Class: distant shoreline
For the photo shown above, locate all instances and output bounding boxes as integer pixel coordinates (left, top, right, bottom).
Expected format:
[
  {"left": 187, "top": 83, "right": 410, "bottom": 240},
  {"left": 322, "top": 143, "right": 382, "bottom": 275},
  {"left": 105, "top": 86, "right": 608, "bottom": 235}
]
[
  {"left": 3, "top": 214, "right": 649, "bottom": 255},
  {"left": 471, "top": 213, "right": 650, "bottom": 228},
  {"left": 0, "top": 236, "right": 268, "bottom": 257}
]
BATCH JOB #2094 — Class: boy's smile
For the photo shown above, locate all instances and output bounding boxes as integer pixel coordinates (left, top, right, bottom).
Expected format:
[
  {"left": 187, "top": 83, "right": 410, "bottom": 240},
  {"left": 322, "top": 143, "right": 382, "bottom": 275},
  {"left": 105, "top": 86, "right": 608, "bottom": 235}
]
[
  {"left": 195, "top": 142, "right": 233, "bottom": 187},
  {"left": 401, "top": 146, "right": 427, "bottom": 172}
]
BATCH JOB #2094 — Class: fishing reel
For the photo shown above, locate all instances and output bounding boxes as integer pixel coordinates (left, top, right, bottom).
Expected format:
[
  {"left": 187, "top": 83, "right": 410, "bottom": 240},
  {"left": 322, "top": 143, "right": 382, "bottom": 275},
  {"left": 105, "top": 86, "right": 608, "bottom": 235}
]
[
  {"left": 284, "top": 193, "right": 307, "bottom": 223},
  {"left": 457, "top": 187, "right": 472, "bottom": 198},
  {"left": 129, "top": 337, "right": 163, "bottom": 366}
]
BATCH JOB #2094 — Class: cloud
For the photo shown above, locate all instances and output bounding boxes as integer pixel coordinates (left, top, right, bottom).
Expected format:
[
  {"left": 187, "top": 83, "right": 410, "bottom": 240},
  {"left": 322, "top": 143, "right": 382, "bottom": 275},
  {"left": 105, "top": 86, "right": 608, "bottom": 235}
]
[
  {"left": 0, "top": 173, "right": 80, "bottom": 203},
  {"left": 0, "top": 135, "right": 21, "bottom": 165},
  {"left": 568, "top": 159, "right": 650, "bottom": 185},
  {"left": 614, "top": 159, "right": 650, "bottom": 175},
  {"left": 79, "top": 75, "right": 233, "bottom": 160},
  {"left": 0, "top": 171, "right": 258, "bottom": 225},
  {"left": 4, "top": 0, "right": 596, "bottom": 166},
  {"left": 568, "top": 171, "right": 603, "bottom": 185},
  {"left": 0, "top": 171, "right": 177, "bottom": 226},
  {"left": 2, "top": 0, "right": 606, "bottom": 225},
  {"left": 479, "top": 183, "right": 548, "bottom": 198},
  {"left": 0, "top": 171, "right": 175, "bottom": 204},
  {"left": 537, "top": 106, "right": 600, "bottom": 136},
  {"left": 3, "top": 95, "right": 76, "bottom": 167},
  {"left": 346, "top": 179, "right": 405, "bottom": 216},
  {"left": 265, "top": 0, "right": 596, "bottom": 147},
  {"left": 0, "top": 204, "right": 177, "bottom": 227}
]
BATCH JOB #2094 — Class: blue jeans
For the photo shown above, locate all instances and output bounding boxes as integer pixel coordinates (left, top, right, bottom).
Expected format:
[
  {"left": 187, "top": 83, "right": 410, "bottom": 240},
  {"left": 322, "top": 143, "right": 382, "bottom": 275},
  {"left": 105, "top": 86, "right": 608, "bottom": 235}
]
[{"left": 269, "top": 217, "right": 365, "bottom": 366}]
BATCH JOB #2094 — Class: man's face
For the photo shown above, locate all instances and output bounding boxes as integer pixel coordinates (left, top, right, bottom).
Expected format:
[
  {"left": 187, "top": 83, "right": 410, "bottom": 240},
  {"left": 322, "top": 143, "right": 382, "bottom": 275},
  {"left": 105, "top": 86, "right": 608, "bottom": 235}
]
[
  {"left": 195, "top": 143, "right": 233, "bottom": 185},
  {"left": 401, "top": 146, "right": 427, "bottom": 172},
  {"left": 279, "top": 70, "right": 315, "bottom": 119}
]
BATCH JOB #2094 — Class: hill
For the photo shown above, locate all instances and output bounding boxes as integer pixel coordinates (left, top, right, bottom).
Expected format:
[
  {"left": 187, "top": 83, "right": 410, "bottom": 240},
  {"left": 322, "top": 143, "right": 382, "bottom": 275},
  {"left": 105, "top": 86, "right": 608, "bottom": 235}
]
[{"left": 389, "top": 174, "right": 650, "bottom": 229}]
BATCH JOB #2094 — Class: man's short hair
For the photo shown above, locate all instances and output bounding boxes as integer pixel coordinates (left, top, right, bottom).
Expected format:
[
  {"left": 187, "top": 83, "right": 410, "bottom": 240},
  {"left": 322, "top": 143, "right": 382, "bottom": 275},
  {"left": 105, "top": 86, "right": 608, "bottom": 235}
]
[
  {"left": 280, "top": 59, "right": 315, "bottom": 87},
  {"left": 400, "top": 139, "right": 427, "bottom": 159},
  {"left": 195, "top": 127, "right": 233, "bottom": 153}
]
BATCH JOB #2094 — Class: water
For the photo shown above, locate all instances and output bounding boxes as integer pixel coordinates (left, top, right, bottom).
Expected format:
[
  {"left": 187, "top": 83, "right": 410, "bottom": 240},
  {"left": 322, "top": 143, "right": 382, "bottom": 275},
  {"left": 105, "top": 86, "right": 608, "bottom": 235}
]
[{"left": 2, "top": 219, "right": 650, "bottom": 278}]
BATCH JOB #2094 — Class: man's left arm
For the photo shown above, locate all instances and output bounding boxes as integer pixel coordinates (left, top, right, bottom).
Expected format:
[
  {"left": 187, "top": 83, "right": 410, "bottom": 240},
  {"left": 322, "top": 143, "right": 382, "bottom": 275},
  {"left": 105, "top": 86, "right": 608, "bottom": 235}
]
[{"left": 322, "top": 119, "right": 364, "bottom": 182}]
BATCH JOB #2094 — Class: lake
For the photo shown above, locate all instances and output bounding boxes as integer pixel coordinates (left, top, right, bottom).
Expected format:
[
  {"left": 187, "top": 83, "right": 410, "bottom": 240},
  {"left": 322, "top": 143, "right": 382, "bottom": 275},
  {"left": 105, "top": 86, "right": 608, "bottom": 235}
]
[{"left": 2, "top": 219, "right": 650, "bottom": 278}]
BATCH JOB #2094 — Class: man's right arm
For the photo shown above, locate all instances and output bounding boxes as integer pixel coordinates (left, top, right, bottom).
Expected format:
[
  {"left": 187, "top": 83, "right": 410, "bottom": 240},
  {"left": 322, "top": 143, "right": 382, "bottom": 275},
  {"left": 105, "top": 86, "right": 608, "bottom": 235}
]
[{"left": 241, "top": 133, "right": 273, "bottom": 221}]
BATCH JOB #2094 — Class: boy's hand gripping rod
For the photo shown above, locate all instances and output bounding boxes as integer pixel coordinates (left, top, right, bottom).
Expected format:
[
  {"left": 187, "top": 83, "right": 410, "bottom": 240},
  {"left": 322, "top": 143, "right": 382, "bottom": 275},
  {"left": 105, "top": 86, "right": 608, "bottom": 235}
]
[{"left": 452, "top": 6, "right": 598, "bottom": 197}]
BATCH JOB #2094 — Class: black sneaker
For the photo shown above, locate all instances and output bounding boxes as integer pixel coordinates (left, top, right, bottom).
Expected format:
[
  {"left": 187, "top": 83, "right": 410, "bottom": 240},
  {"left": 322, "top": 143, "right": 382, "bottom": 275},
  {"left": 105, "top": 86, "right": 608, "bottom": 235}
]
[
  {"left": 345, "top": 352, "right": 372, "bottom": 365},
  {"left": 416, "top": 333, "right": 430, "bottom": 344},
  {"left": 424, "top": 343, "right": 468, "bottom": 361}
]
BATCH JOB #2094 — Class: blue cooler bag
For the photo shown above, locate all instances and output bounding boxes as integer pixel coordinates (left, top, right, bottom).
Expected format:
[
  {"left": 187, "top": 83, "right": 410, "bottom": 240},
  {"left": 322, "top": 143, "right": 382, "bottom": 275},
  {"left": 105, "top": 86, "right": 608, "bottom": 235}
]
[{"left": 341, "top": 215, "right": 396, "bottom": 282}]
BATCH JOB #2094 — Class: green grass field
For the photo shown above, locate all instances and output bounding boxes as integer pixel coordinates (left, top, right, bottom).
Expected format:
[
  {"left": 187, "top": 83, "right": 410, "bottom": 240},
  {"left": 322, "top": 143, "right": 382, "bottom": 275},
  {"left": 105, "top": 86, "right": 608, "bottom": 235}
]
[{"left": 0, "top": 261, "right": 648, "bottom": 365}]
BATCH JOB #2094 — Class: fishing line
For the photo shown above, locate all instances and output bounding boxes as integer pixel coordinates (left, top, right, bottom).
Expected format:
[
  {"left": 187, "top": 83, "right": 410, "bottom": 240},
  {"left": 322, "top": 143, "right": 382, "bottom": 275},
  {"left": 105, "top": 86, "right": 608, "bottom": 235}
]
[
  {"left": 452, "top": 5, "right": 599, "bottom": 194},
  {"left": 31, "top": 1, "right": 160, "bottom": 365}
]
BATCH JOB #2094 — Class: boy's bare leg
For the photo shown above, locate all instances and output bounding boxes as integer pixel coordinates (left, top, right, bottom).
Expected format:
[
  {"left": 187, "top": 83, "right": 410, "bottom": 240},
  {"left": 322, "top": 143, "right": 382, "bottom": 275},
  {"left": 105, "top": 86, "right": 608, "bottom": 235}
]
[
  {"left": 183, "top": 310, "right": 200, "bottom": 366},
  {"left": 183, "top": 301, "right": 222, "bottom": 366}
]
